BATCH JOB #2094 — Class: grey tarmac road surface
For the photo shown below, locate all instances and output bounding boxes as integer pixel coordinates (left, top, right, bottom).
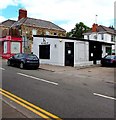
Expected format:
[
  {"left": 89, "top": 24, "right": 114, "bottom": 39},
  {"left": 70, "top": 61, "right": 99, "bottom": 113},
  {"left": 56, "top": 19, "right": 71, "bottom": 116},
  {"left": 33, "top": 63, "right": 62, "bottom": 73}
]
[{"left": 1, "top": 60, "right": 115, "bottom": 119}]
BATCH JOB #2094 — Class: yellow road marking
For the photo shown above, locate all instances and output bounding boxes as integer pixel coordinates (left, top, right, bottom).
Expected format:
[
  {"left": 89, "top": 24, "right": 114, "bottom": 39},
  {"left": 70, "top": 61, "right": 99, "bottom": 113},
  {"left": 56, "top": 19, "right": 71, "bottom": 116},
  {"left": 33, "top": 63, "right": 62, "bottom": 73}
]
[
  {"left": 0, "top": 88, "right": 62, "bottom": 120},
  {"left": 0, "top": 91, "right": 50, "bottom": 119}
]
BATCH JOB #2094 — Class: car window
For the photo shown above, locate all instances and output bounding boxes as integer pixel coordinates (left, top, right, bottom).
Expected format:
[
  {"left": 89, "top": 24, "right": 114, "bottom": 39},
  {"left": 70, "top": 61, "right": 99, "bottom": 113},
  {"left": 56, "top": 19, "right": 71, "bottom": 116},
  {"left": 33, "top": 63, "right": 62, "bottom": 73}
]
[
  {"left": 14, "top": 54, "right": 20, "bottom": 58},
  {"left": 18, "top": 54, "right": 24, "bottom": 58},
  {"left": 27, "top": 54, "right": 38, "bottom": 60},
  {"left": 105, "top": 55, "right": 114, "bottom": 59}
]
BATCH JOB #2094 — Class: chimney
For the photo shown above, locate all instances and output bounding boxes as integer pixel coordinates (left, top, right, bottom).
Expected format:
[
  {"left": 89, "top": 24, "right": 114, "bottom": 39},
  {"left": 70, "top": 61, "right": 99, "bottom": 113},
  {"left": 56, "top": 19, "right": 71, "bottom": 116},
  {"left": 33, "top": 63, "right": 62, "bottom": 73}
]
[
  {"left": 18, "top": 9, "right": 27, "bottom": 20},
  {"left": 92, "top": 23, "right": 98, "bottom": 32}
]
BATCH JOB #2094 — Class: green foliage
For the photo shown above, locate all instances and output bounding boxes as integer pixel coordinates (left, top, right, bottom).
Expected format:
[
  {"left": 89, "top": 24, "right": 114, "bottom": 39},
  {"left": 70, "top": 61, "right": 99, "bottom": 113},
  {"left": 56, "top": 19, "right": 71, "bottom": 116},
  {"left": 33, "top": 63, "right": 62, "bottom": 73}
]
[
  {"left": 109, "top": 25, "right": 114, "bottom": 30},
  {"left": 66, "top": 22, "right": 90, "bottom": 39}
]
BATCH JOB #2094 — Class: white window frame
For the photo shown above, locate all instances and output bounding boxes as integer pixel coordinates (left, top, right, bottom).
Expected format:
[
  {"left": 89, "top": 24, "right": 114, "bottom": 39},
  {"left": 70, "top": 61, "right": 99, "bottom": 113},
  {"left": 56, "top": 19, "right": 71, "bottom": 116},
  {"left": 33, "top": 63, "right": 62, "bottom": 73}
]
[
  {"left": 32, "top": 29, "right": 37, "bottom": 36},
  {"left": 46, "top": 31, "right": 50, "bottom": 35}
]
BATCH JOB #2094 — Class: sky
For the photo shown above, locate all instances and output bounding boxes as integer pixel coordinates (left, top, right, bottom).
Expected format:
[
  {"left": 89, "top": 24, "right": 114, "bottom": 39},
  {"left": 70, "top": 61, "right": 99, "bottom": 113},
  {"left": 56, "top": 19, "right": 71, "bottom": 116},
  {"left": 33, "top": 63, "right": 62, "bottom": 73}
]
[{"left": 0, "top": 0, "right": 115, "bottom": 32}]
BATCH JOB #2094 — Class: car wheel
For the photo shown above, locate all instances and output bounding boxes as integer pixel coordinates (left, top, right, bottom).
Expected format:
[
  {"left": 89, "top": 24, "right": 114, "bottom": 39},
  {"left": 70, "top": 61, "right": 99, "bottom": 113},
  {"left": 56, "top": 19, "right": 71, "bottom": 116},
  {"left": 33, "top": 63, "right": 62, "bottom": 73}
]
[
  {"left": 7, "top": 60, "right": 11, "bottom": 66},
  {"left": 20, "top": 62, "right": 24, "bottom": 69},
  {"left": 35, "top": 66, "right": 38, "bottom": 70}
]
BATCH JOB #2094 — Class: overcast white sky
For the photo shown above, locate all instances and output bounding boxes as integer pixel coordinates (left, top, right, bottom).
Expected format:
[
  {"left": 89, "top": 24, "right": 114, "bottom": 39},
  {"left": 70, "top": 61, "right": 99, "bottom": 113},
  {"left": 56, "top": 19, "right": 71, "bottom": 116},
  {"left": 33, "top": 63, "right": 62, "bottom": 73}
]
[{"left": 0, "top": 0, "right": 115, "bottom": 32}]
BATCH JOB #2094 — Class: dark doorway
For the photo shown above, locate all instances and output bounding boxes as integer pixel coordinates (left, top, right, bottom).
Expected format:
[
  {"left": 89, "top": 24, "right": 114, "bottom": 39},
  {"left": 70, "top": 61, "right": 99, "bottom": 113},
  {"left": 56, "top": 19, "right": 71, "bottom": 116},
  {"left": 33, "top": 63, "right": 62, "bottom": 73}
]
[
  {"left": 65, "top": 42, "right": 74, "bottom": 66},
  {"left": 89, "top": 41, "right": 102, "bottom": 64},
  {"left": 106, "top": 47, "right": 112, "bottom": 55}
]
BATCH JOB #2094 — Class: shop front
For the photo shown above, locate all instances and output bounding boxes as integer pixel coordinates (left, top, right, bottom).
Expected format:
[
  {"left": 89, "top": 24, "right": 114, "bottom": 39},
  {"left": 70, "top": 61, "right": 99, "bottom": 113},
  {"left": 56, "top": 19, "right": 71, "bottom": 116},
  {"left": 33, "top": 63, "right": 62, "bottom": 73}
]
[{"left": 0, "top": 36, "right": 22, "bottom": 59}]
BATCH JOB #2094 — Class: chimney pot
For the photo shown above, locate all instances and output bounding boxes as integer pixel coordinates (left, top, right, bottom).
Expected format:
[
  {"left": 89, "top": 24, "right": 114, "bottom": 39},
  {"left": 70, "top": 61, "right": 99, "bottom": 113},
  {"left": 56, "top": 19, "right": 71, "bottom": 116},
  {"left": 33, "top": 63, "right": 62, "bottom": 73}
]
[
  {"left": 18, "top": 9, "right": 27, "bottom": 20},
  {"left": 92, "top": 23, "right": 98, "bottom": 32}
]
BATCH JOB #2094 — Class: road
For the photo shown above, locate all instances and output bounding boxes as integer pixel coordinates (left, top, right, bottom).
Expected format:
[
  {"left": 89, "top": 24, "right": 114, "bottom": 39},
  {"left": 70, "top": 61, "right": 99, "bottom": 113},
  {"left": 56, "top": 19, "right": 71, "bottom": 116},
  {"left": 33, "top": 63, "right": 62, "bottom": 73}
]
[{"left": 1, "top": 59, "right": 115, "bottom": 119}]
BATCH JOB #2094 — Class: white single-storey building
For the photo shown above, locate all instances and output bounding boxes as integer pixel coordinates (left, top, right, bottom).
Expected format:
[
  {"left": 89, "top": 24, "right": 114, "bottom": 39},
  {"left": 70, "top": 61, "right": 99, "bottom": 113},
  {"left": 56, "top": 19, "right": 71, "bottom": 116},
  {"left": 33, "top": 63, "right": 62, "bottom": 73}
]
[{"left": 33, "top": 35, "right": 114, "bottom": 67}]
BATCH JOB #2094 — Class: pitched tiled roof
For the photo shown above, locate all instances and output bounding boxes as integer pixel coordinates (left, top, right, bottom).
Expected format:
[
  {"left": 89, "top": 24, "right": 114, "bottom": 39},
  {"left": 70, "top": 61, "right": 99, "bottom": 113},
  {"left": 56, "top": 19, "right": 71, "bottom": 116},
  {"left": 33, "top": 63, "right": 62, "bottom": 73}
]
[
  {"left": 99, "top": 25, "right": 115, "bottom": 34},
  {"left": 11, "top": 17, "right": 66, "bottom": 32},
  {"left": 84, "top": 25, "right": 116, "bottom": 35},
  {"left": 0, "top": 19, "right": 16, "bottom": 27}
]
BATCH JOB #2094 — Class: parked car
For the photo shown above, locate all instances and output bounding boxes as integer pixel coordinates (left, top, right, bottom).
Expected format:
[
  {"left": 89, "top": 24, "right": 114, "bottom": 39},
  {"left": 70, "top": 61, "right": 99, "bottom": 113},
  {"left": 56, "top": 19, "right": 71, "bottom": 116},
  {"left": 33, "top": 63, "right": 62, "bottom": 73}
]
[
  {"left": 7, "top": 53, "right": 40, "bottom": 69},
  {"left": 101, "top": 55, "right": 116, "bottom": 67}
]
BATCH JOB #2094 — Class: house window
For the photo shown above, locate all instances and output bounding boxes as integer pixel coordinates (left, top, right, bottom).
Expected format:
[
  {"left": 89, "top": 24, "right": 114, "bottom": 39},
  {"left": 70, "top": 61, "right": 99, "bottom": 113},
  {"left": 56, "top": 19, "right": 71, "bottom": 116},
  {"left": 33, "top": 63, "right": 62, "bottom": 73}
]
[
  {"left": 46, "top": 31, "right": 49, "bottom": 35},
  {"left": 93, "top": 35, "right": 97, "bottom": 40},
  {"left": 32, "top": 29, "right": 37, "bottom": 36},
  {"left": 3, "top": 42, "right": 7, "bottom": 53},
  {"left": 87, "top": 35, "right": 89, "bottom": 40},
  {"left": 111, "top": 35, "right": 114, "bottom": 42},
  {"left": 39, "top": 45, "right": 50, "bottom": 59},
  {"left": 54, "top": 33, "right": 57, "bottom": 36},
  {"left": 101, "top": 34, "right": 104, "bottom": 40},
  {"left": 106, "top": 47, "right": 111, "bottom": 55},
  {"left": 11, "top": 42, "right": 20, "bottom": 53}
]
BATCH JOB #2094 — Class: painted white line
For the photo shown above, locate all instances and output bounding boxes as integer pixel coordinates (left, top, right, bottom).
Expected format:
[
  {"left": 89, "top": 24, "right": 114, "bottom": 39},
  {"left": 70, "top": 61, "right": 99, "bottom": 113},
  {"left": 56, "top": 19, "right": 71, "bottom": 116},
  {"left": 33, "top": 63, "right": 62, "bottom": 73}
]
[
  {"left": 17, "top": 72, "right": 58, "bottom": 86},
  {"left": 0, "top": 67, "right": 5, "bottom": 70},
  {"left": 106, "top": 81, "right": 116, "bottom": 84},
  {"left": 93, "top": 93, "right": 116, "bottom": 101}
]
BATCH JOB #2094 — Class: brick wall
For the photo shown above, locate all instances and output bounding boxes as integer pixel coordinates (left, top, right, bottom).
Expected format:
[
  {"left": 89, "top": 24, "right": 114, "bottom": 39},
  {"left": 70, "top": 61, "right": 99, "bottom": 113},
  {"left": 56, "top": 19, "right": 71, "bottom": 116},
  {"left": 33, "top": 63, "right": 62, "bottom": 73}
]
[{"left": 21, "top": 25, "right": 66, "bottom": 53}]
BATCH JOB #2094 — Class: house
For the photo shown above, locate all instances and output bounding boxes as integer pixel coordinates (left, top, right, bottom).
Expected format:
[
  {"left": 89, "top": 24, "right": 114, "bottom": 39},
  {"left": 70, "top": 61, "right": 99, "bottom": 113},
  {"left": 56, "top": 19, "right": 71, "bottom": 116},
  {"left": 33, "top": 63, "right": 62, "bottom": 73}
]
[
  {"left": 0, "top": 19, "right": 16, "bottom": 36},
  {"left": 33, "top": 35, "right": 114, "bottom": 67},
  {"left": 0, "top": 9, "right": 66, "bottom": 58},
  {"left": 0, "top": 20, "right": 22, "bottom": 58},
  {"left": 0, "top": 19, "right": 16, "bottom": 55},
  {"left": 83, "top": 23, "right": 116, "bottom": 56},
  {"left": 11, "top": 9, "right": 66, "bottom": 53}
]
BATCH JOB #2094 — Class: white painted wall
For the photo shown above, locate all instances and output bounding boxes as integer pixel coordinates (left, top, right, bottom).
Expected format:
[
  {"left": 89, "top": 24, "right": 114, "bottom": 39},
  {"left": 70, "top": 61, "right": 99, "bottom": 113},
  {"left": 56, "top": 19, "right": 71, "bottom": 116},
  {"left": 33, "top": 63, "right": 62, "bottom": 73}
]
[
  {"left": 84, "top": 33, "right": 115, "bottom": 53},
  {"left": 33, "top": 37, "right": 65, "bottom": 66},
  {"left": 84, "top": 33, "right": 114, "bottom": 43},
  {"left": 102, "top": 45, "right": 107, "bottom": 57},
  {"left": 33, "top": 37, "right": 93, "bottom": 67},
  {"left": 74, "top": 41, "right": 92, "bottom": 66}
]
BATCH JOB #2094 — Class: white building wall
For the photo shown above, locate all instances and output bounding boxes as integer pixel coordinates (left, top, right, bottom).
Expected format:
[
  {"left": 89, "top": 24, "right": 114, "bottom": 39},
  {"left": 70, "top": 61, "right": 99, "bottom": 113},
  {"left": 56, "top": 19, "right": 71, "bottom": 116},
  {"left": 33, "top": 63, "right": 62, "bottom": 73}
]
[
  {"left": 84, "top": 33, "right": 112, "bottom": 43},
  {"left": 104, "top": 34, "right": 111, "bottom": 42},
  {"left": 33, "top": 38, "right": 39, "bottom": 56},
  {"left": 33, "top": 37, "right": 101, "bottom": 67},
  {"left": 102, "top": 45, "right": 106, "bottom": 57},
  {"left": 84, "top": 35, "right": 87, "bottom": 39},
  {"left": 74, "top": 41, "right": 92, "bottom": 67},
  {"left": 33, "top": 37, "right": 65, "bottom": 66}
]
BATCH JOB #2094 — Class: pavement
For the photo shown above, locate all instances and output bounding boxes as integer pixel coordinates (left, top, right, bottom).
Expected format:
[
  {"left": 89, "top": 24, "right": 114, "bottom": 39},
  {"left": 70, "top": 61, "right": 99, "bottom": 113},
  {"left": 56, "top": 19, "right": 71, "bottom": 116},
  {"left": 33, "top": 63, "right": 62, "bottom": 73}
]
[
  {"left": 2, "top": 100, "right": 28, "bottom": 119},
  {"left": 39, "top": 63, "right": 100, "bottom": 72},
  {"left": 0, "top": 59, "right": 102, "bottom": 119}
]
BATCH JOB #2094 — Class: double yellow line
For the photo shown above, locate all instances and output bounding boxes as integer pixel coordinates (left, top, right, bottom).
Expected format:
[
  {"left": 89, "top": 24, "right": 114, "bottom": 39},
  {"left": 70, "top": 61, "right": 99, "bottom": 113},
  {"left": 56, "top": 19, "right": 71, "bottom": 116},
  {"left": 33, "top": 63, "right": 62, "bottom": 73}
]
[{"left": 0, "top": 88, "right": 62, "bottom": 120}]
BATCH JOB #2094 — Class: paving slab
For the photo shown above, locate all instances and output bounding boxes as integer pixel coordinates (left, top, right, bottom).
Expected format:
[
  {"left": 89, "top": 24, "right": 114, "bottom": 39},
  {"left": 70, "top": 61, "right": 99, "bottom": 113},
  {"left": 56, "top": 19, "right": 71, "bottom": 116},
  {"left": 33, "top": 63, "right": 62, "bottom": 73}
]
[{"left": 2, "top": 100, "right": 27, "bottom": 119}]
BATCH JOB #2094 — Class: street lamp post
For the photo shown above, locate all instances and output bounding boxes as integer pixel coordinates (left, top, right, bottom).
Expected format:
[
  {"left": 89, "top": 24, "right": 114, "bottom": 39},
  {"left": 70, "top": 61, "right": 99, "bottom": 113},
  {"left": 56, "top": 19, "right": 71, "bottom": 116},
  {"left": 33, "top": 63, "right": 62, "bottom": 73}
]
[
  {"left": 95, "top": 15, "right": 98, "bottom": 41},
  {"left": 22, "top": 31, "right": 28, "bottom": 53}
]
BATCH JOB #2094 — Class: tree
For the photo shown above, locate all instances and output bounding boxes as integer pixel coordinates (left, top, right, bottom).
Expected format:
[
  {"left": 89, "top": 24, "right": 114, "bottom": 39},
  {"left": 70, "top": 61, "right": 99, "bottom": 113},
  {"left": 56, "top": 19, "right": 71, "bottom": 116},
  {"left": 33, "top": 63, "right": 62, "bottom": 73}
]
[
  {"left": 109, "top": 25, "right": 114, "bottom": 30},
  {"left": 66, "top": 22, "right": 90, "bottom": 39}
]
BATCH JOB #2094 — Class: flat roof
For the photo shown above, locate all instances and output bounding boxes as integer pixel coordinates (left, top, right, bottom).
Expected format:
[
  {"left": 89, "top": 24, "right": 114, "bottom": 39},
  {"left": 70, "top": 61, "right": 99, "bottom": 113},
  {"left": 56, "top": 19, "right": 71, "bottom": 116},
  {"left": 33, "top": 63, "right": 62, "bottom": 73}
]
[{"left": 33, "top": 35, "right": 114, "bottom": 45}]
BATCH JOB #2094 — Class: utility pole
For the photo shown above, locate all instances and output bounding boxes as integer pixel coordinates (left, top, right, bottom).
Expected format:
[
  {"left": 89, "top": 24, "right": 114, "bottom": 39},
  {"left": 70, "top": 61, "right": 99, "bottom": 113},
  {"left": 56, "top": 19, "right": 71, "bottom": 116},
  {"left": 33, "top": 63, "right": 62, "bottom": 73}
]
[
  {"left": 95, "top": 15, "right": 98, "bottom": 40},
  {"left": 95, "top": 15, "right": 98, "bottom": 25},
  {"left": 93, "top": 15, "right": 98, "bottom": 65}
]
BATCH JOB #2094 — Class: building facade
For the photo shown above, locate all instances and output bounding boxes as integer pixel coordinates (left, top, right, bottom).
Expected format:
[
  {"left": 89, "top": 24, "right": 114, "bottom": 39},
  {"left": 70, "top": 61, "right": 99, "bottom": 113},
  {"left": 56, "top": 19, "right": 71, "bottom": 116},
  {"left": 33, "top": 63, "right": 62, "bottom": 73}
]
[
  {"left": 0, "top": 36, "right": 22, "bottom": 59},
  {"left": 11, "top": 9, "right": 66, "bottom": 53},
  {"left": 0, "top": 19, "right": 16, "bottom": 37},
  {"left": 33, "top": 35, "right": 114, "bottom": 67},
  {"left": 83, "top": 24, "right": 116, "bottom": 55},
  {"left": 0, "top": 9, "right": 66, "bottom": 55}
]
